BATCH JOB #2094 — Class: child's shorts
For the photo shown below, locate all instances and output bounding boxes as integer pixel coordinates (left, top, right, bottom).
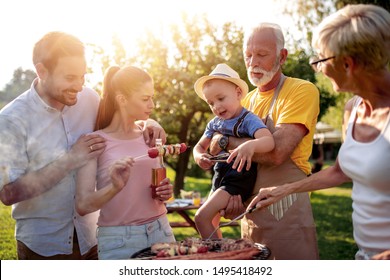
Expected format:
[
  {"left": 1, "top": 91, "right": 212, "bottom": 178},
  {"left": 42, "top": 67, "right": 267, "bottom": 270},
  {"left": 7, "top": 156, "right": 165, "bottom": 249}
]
[{"left": 212, "top": 161, "right": 257, "bottom": 202}]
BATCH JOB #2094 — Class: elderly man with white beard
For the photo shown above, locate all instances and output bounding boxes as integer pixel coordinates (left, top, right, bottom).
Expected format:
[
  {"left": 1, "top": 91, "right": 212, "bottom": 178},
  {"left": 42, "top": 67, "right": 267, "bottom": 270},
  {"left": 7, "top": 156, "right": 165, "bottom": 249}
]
[{"left": 210, "top": 23, "right": 320, "bottom": 259}]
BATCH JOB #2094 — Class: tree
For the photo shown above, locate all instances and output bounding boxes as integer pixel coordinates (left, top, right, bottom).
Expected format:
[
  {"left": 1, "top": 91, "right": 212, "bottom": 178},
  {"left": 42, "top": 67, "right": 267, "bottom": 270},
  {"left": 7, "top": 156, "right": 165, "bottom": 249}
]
[
  {"left": 2, "top": 13, "right": 338, "bottom": 195},
  {"left": 281, "top": 0, "right": 336, "bottom": 52},
  {"left": 283, "top": 49, "right": 337, "bottom": 121},
  {"left": 126, "top": 15, "right": 247, "bottom": 195},
  {"left": 88, "top": 13, "right": 333, "bottom": 195},
  {"left": 282, "top": 0, "right": 389, "bottom": 50},
  {"left": 281, "top": 0, "right": 388, "bottom": 129},
  {"left": 0, "top": 68, "right": 36, "bottom": 109},
  {"left": 335, "top": 0, "right": 390, "bottom": 11}
]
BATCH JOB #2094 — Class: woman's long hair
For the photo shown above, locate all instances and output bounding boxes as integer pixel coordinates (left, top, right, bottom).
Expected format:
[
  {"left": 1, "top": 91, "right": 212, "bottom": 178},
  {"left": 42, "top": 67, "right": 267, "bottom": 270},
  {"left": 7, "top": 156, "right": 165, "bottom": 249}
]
[{"left": 94, "top": 66, "right": 153, "bottom": 130}]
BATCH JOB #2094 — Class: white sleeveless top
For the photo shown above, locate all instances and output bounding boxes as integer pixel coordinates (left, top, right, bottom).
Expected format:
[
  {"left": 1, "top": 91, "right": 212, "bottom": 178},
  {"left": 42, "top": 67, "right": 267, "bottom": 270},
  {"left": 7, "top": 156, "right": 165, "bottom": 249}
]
[{"left": 338, "top": 97, "right": 390, "bottom": 254}]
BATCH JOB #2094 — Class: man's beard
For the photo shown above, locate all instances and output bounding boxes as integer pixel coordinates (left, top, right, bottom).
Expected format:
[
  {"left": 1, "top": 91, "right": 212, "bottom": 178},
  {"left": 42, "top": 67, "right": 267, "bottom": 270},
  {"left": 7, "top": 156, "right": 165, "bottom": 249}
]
[{"left": 247, "top": 57, "right": 280, "bottom": 87}]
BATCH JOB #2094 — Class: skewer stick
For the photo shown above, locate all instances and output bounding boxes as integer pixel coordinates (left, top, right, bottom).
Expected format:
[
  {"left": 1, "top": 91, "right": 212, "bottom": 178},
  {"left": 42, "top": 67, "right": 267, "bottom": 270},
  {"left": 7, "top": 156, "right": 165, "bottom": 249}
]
[
  {"left": 134, "top": 154, "right": 149, "bottom": 160},
  {"left": 133, "top": 143, "right": 189, "bottom": 161}
]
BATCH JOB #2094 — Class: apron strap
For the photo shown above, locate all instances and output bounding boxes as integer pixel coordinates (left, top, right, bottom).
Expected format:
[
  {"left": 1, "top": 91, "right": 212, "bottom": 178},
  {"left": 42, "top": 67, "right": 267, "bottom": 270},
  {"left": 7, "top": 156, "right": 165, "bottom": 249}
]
[
  {"left": 251, "top": 75, "right": 298, "bottom": 221},
  {"left": 233, "top": 110, "right": 251, "bottom": 137},
  {"left": 265, "top": 74, "right": 286, "bottom": 124},
  {"left": 248, "top": 74, "right": 286, "bottom": 114}
]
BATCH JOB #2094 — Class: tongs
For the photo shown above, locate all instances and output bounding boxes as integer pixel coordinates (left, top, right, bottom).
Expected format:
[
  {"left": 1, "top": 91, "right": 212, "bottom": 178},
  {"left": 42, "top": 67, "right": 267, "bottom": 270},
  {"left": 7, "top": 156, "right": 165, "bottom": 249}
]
[
  {"left": 209, "top": 152, "right": 230, "bottom": 162},
  {"left": 206, "top": 205, "right": 258, "bottom": 240}
]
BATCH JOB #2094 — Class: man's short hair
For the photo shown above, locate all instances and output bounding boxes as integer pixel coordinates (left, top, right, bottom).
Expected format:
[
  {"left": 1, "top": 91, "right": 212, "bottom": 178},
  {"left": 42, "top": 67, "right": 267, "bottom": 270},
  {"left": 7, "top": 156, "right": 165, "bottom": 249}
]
[{"left": 32, "top": 31, "right": 85, "bottom": 72}]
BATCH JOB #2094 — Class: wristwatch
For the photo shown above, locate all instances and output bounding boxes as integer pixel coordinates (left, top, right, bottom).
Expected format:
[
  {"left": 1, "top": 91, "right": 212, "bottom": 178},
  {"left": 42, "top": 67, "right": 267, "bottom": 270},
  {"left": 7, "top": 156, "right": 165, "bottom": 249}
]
[{"left": 218, "top": 135, "right": 229, "bottom": 151}]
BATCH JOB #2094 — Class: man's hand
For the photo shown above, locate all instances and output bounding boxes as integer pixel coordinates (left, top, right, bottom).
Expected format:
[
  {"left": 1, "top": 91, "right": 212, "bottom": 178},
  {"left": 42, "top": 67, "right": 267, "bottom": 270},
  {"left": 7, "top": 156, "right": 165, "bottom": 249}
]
[
  {"left": 67, "top": 133, "right": 106, "bottom": 170},
  {"left": 140, "top": 119, "right": 167, "bottom": 147},
  {"left": 219, "top": 195, "right": 245, "bottom": 220}
]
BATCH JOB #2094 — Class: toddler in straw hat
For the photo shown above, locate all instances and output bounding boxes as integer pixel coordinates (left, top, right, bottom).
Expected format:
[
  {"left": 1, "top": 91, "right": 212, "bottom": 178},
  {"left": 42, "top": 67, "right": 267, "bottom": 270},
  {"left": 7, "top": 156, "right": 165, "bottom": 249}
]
[{"left": 192, "top": 63, "right": 275, "bottom": 239}]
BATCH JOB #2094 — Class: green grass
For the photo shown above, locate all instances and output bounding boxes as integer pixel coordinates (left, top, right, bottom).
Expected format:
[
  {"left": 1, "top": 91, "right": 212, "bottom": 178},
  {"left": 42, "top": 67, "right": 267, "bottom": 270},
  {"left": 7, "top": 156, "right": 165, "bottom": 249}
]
[
  {"left": 0, "top": 165, "right": 357, "bottom": 260},
  {"left": 0, "top": 204, "right": 16, "bottom": 260},
  {"left": 311, "top": 183, "right": 357, "bottom": 259}
]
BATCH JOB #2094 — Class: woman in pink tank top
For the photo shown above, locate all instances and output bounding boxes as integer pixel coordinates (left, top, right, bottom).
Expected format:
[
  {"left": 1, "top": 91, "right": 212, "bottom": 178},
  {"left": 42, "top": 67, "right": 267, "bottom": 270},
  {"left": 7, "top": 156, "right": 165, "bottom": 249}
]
[{"left": 75, "top": 66, "right": 175, "bottom": 259}]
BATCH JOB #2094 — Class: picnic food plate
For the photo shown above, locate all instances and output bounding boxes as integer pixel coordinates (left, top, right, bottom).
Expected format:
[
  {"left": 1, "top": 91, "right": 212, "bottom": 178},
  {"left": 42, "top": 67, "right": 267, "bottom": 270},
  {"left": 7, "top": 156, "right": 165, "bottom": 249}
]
[
  {"left": 166, "top": 199, "right": 193, "bottom": 207},
  {"left": 130, "top": 238, "right": 270, "bottom": 260}
]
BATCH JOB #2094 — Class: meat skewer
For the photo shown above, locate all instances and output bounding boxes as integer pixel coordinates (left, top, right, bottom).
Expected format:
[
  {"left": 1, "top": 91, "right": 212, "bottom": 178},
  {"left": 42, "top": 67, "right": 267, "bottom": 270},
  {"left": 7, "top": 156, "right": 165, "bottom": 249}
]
[{"left": 134, "top": 143, "right": 188, "bottom": 160}]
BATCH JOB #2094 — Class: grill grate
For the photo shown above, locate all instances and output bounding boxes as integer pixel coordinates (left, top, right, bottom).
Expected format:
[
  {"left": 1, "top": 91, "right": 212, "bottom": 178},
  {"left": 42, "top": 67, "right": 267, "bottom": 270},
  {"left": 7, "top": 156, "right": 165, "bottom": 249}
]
[{"left": 130, "top": 242, "right": 270, "bottom": 260}]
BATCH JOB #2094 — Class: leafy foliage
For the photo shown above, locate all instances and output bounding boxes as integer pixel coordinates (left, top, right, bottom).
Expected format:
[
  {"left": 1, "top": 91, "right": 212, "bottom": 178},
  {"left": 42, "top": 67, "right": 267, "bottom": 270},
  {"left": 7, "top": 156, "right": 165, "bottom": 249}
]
[
  {"left": 281, "top": 0, "right": 390, "bottom": 127},
  {"left": 117, "top": 15, "right": 337, "bottom": 195},
  {"left": 122, "top": 15, "right": 248, "bottom": 195},
  {"left": 282, "top": 0, "right": 390, "bottom": 52},
  {"left": 281, "top": 0, "right": 336, "bottom": 52},
  {"left": 283, "top": 49, "right": 337, "bottom": 121},
  {"left": 0, "top": 14, "right": 335, "bottom": 195},
  {"left": 0, "top": 68, "right": 36, "bottom": 109},
  {"left": 1, "top": 11, "right": 344, "bottom": 195},
  {"left": 335, "top": 0, "right": 390, "bottom": 11}
]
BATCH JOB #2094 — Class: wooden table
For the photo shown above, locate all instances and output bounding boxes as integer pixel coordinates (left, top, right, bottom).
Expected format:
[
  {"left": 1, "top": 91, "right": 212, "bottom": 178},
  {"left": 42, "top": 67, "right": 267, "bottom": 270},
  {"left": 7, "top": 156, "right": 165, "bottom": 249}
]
[
  {"left": 166, "top": 199, "right": 239, "bottom": 232},
  {"left": 166, "top": 203, "right": 200, "bottom": 231}
]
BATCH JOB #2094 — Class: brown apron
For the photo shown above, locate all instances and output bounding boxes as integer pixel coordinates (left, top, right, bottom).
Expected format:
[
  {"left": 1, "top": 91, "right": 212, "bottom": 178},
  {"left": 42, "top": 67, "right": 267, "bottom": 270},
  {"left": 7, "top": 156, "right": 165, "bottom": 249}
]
[{"left": 242, "top": 75, "right": 319, "bottom": 260}]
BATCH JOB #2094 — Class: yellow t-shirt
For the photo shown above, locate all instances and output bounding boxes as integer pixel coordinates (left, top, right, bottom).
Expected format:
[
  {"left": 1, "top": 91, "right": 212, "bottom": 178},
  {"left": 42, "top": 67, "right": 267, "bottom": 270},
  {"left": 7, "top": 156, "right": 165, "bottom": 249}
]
[{"left": 242, "top": 77, "right": 319, "bottom": 175}]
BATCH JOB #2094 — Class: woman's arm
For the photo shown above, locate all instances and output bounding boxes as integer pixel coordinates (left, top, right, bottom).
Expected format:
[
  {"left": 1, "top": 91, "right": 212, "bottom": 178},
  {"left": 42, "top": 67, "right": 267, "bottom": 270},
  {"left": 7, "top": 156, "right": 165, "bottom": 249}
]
[
  {"left": 246, "top": 158, "right": 351, "bottom": 211},
  {"left": 137, "top": 119, "right": 167, "bottom": 147},
  {"left": 76, "top": 157, "right": 134, "bottom": 216}
]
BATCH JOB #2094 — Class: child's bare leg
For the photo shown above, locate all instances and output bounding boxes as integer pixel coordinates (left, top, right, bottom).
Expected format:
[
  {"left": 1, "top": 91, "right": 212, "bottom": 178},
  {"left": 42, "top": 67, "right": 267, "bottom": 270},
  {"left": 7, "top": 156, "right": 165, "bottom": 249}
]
[
  {"left": 194, "top": 189, "right": 231, "bottom": 239},
  {"left": 211, "top": 214, "right": 222, "bottom": 239}
]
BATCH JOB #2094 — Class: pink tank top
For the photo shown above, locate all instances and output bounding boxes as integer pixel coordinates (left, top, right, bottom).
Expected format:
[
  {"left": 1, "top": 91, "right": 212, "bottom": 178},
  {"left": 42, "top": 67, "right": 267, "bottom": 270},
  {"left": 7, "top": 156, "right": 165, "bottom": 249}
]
[{"left": 94, "top": 131, "right": 166, "bottom": 226}]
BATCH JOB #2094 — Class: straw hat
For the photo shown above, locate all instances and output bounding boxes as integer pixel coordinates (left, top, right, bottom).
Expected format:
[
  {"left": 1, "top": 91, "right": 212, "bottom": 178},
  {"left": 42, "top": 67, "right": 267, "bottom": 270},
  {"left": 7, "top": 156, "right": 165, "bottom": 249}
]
[{"left": 194, "top": 63, "right": 249, "bottom": 101}]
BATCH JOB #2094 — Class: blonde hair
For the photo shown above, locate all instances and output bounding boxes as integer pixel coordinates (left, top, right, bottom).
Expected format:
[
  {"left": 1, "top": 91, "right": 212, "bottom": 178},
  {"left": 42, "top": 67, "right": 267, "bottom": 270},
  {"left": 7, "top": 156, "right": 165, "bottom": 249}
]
[
  {"left": 95, "top": 66, "right": 153, "bottom": 130},
  {"left": 312, "top": 4, "right": 390, "bottom": 71}
]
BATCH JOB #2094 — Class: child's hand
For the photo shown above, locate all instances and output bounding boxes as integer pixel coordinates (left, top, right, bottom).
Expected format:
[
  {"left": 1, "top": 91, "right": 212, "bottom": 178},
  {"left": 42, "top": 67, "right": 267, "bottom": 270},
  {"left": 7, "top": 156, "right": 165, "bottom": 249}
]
[
  {"left": 227, "top": 142, "right": 255, "bottom": 172},
  {"left": 109, "top": 157, "right": 135, "bottom": 191},
  {"left": 195, "top": 153, "right": 214, "bottom": 170}
]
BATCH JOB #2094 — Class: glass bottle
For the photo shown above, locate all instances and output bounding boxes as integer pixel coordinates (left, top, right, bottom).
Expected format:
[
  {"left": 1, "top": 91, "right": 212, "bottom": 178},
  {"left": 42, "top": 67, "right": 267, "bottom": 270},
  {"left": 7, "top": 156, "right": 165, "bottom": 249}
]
[{"left": 151, "top": 139, "right": 166, "bottom": 198}]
